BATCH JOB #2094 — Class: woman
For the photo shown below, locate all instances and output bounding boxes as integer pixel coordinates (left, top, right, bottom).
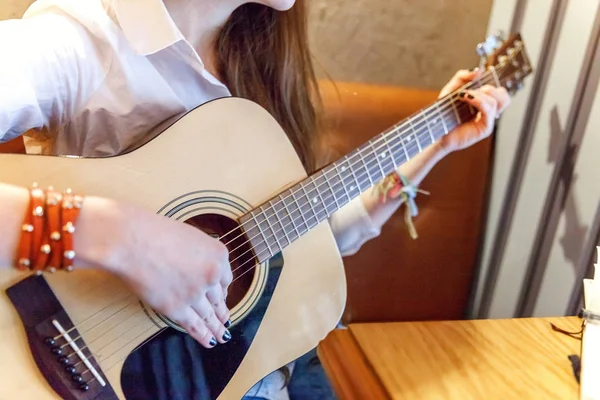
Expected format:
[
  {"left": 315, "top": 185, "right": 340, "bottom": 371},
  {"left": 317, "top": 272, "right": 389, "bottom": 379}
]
[{"left": 0, "top": 0, "right": 509, "bottom": 398}]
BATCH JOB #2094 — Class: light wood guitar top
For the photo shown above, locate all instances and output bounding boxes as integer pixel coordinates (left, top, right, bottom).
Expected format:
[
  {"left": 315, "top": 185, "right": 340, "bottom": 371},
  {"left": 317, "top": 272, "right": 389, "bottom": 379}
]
[{"left": 318, "top": 316, "right": 582, "bottom": 400}]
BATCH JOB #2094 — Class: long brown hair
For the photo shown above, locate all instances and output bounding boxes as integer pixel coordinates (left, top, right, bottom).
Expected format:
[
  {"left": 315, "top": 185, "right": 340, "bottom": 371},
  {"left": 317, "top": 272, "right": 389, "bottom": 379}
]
[{"left": 214, "top": 1, "right": 322, "bottom": 173}]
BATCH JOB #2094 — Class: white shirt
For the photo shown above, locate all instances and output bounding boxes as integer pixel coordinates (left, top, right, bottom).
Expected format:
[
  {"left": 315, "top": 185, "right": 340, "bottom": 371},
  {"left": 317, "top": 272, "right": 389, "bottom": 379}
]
[{"left": 0, "top": 0, "right": 380, "bottom": 257}]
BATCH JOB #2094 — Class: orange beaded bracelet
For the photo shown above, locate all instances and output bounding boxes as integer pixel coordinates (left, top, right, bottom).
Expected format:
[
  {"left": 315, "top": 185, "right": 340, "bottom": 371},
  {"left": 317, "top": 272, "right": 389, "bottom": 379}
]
[{"left": 15, "top": 184, "right": 84, "bottom": 274}]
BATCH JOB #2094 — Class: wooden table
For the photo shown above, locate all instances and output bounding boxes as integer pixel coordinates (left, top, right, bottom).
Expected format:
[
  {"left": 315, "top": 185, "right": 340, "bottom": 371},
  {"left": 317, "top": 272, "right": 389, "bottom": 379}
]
[{"left": 317, "top": 317, "right": 583, "bottom": 400}]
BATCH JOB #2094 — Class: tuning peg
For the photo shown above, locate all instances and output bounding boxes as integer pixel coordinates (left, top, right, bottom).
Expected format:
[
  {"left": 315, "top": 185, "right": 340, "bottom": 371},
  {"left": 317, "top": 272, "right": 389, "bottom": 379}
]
[
  {"left": 476, "top": 42, "right": 487, "bottom": 57},
  {"left": 494, "top": 30, "right": 506, "bottom": 44}
]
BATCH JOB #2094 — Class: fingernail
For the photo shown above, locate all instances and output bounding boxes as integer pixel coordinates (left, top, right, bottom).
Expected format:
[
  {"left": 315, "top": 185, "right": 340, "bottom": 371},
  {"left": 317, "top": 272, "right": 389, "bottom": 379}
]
[
  {"left": 459, "top": 92, "right": 466, "bottom": 98},
  {"left": 224, "top": 319, "right": 231, "bottom": 328},
  {"left": 209, "top": 337, "right": 217, "bottom": 347},
  {"left": 223, "top": 331, "right": 231, "bottom": 342},
  {"left": 469, "top": 67, "right": 479, "bottom": 72},
  {"left": 467, "top": 94, "right": 475, "bottom": 99}
]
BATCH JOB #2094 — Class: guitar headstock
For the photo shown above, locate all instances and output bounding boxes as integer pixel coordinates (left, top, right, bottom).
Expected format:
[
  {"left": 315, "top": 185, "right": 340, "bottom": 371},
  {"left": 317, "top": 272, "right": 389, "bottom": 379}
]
[{"left": 477, "top": 32, "right": 533, "bottom": 95}]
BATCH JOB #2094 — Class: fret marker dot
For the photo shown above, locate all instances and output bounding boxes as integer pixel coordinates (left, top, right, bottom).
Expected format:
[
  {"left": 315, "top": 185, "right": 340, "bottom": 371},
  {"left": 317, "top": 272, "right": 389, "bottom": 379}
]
[
  {"left": 350, "top": 186, "right": 356, "bottom": 191},
  {"left": 341, "top": 166, "right": 347, "bottom": 172},
  {"left": 380, "top": 152, "right": 387, "bottom": 159},
  {"left": 312, "top": 197, "right": 318, "bottom": 204}
]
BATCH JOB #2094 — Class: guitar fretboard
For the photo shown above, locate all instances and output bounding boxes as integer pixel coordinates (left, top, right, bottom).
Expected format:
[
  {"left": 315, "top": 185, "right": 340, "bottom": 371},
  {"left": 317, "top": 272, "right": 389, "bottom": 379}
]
[{"left": 240, "top": 74, "right": 497, "bottom": 263}]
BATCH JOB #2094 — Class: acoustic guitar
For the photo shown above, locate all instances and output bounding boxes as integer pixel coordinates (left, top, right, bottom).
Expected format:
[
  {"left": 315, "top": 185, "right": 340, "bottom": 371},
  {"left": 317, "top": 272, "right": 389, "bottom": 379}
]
[{"left": 0, "top": 34, "right": 532, "bottom": 399}]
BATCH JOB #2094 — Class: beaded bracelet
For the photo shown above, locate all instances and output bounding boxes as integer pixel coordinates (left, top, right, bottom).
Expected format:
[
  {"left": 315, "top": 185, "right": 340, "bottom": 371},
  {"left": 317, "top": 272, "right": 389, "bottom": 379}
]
[
  {"left": 15, "top": 184, "right": 84, "bottom": 274},
  {"left": 373, "top": 171, "right": 429, "bottom": 239}
]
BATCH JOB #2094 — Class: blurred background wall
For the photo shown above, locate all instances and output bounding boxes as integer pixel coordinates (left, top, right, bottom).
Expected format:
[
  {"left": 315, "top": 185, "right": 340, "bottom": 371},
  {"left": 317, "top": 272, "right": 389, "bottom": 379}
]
[{"left": 1, "top": 0, "right": 494, "bottom": 90}]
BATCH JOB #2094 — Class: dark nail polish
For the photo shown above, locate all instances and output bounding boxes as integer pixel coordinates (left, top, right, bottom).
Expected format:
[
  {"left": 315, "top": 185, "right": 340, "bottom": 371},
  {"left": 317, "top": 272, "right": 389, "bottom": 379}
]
[
  {"left": 459, "top": 92, "right": 466, "bottom": 98},
  {"left": 223, "top": 331, "right": 231, "bottom": 342},
  {"left": 467, "top": 94, "right": 475, "bottom": 99},
  {"left": 224, "top": 319, "right": 231, "bottom": 328},
  {"left": 209, "top": 337, "right": 217, "bottom": 347}
]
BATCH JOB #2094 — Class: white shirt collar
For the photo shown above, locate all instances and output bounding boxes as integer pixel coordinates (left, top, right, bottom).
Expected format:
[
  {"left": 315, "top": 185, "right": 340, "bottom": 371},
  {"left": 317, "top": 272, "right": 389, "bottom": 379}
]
[{"left": 112, "top": 0, "right": 183, "bottom": 55}]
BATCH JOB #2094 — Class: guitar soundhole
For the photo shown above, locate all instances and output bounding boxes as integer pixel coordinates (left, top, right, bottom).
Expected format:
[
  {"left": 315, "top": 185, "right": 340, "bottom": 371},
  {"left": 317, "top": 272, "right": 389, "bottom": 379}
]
[{"left": 184, "top": 214, "right": 255, "bottom": 309}]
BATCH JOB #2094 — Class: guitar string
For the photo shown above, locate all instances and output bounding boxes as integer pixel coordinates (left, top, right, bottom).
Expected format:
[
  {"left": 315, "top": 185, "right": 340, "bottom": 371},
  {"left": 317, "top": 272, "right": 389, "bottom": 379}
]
[
  {"left": 218, "top": 60, "right": 516, "bottom": 249},
  {"left": 219, "top": 77, "right": 490, "bottom": 248},
  {"left": 52, "top": 63, "right": 520, "bottom": 365},
  {"left": 81, "top": 325, "right": 162, "bottom": 385},
  {"left": 225, "top": 67, "right": 523, "bottom": 281},
  {"left": 225, "top": 73, "right": 503, "bottom": 270},
  {"left": 226, "top": 97, "right": 478, "bottom": 267},
  {"left": 216, "top": 57, "right": 520, "bottom": 247},
  {"left": 53, "top": 293, "right": 135, "bottom": 342},
  {"left": 59, "top": 302, "right": 142, "bottom": 352},
  {"left": 228, "top": 100, "right": 485, "bottom": 278},
  {"left": 70, "top": 313, "right": 153, "bottom": 369},
  {"left": 224, "top": 60, "right": 525, "bottom": 269}
]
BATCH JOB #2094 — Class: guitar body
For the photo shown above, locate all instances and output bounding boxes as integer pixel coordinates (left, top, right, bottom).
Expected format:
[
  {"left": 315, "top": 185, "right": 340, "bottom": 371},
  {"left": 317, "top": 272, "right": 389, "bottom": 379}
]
[{"left": 0, "top": 98, "right": 346, "bottom": 399}]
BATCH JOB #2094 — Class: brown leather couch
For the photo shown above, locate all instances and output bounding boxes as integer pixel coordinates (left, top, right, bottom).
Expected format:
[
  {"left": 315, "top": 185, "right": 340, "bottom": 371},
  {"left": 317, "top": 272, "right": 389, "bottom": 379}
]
[{"left": 0, "top": 81, "right": 492, "bottom": 323}]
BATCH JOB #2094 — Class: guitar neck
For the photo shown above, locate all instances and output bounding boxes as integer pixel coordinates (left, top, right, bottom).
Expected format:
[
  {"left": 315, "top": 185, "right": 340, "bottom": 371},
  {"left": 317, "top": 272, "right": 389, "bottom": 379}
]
[{"left": 241, "top": 73, "right": 500, "bottom": 262}]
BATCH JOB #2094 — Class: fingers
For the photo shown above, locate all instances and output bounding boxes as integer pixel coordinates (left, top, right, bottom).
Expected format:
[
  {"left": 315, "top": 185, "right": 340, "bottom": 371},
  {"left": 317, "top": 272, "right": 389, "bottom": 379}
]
[
  {"left": 220, "top": 260, "right": 233, "bottom": 294},
  {"left": 192, "top": 294, "right": 231, "bottom": 344},
  {"left": 458, "top": 89, "right": 498, "bottom": 136},
  {"left": 207, "top": 285, "right": 231, "bottom": 327},
  {"left": 479, "top": 84, "right": 511, "bottom": 115},
  {"left": 172, "top": 307, "right": 217, "bottom": 348},
  {"left": 438, "top": 68, "right": 482, "bottom": 98}
]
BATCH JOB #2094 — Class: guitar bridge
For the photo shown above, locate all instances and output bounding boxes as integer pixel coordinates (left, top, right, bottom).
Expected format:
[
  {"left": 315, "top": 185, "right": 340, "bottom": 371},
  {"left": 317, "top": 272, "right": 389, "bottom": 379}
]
[{"left": 6, "top": 275, "right": 118, "bottom": 400}]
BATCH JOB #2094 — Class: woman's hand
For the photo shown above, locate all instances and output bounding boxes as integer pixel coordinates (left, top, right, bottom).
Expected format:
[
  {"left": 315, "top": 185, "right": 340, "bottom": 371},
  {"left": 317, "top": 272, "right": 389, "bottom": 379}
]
[
  {"left": 437, "top": 69, "right": 511, "bottom": 154},
  {"left": 74, "top": 197, "right": 233, "bottom": 349}
]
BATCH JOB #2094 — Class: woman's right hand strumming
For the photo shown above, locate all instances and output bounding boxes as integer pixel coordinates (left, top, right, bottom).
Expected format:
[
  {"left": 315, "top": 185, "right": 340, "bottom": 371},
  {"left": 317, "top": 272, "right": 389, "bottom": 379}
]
[
  {"left": 0, "top": 183, "right": 233, "bottom": 349},
  {"left": 75, "top": 196, "right": 234, "bottom": 348}
]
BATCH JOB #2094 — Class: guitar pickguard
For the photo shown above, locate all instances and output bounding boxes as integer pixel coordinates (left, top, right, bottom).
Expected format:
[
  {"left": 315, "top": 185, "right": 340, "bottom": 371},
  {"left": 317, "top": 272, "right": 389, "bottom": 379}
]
[{"left": 120, "top": 253, "right": 284, "bottom": 400}]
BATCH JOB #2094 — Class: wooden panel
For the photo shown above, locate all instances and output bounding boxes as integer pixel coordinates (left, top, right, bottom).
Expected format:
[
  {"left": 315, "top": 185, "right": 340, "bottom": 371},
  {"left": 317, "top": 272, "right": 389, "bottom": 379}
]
[
  {"left": 318, "top": 317, "right": 582, "bottom": 399},
  {"left": 316, "top": 329, "right": 389, "bottom": 400},
  {"left": 319, "top": 80, "right": 493, "bottom": 323},
  {"left": 347, "top": 317, "right": 581, "bottom": 399}
]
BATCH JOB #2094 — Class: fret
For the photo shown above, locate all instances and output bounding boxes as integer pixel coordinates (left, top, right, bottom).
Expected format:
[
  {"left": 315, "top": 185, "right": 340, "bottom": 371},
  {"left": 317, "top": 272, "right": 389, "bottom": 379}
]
[
  {"left": 280, "top": 194, "right": 302, "bottom": 237},
  {"left": 451, "top": 97, "right": 462, "bottom": 124},
  {"left": 309, "top": 175, "right": 333, "bottom": 216},
  {"left": 411, "top": 132, "right": 422, "bottom": 154},
  {"left": 334, "top": 164, "right": 352, "bottom": 204},
  {"left": 419, "top": 120, "right": 434, "bottom": 149},
  {"left": 435, "top": 103, "right": 449, "bottom": 135},
  {"left": 345, "top": 155, "right": 362, "bottom": 198},
  {"left": 406, "top": 118, "right": 421, "bottom": 154},
  {"left": 322, "top": 170, "right": 341, "bottom": 210},
  {"left": 261, "top": 205, "right": 285, "bottom": 249},
  {"left": 421, "top": 110, "right": 436, "bottom": 143},
  {"left": 299, "top": 181, "right": 321, "bottom": 224},
  {"left": 251, "top": 212, "right": 274, "bottom": 257},
  {"left": 397, "top": 131, "right": 410, "bottom": 161},
  {"left": 270, "top": 200, "right": 295, "bottom": 246},
  {"left": 357, "top": 149, "right": 374, "bottom": 187},
  {"left": 310, "top": 176, "right": 328, "bottom": 217},
  {"left": 370, "top": 139, "right": 386, "bottom": 180},
  {"left": 490, "top": 66, "right": 500, "bottom": 87},
  {"left": 290, "top": 188, "right": 312, "bottom": 231},
  {"left": 383, "top": 133, "right": 399, "bottom": 169},
  {"left": 239, "top": 216, "right": 267, "bottom": 262}
]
